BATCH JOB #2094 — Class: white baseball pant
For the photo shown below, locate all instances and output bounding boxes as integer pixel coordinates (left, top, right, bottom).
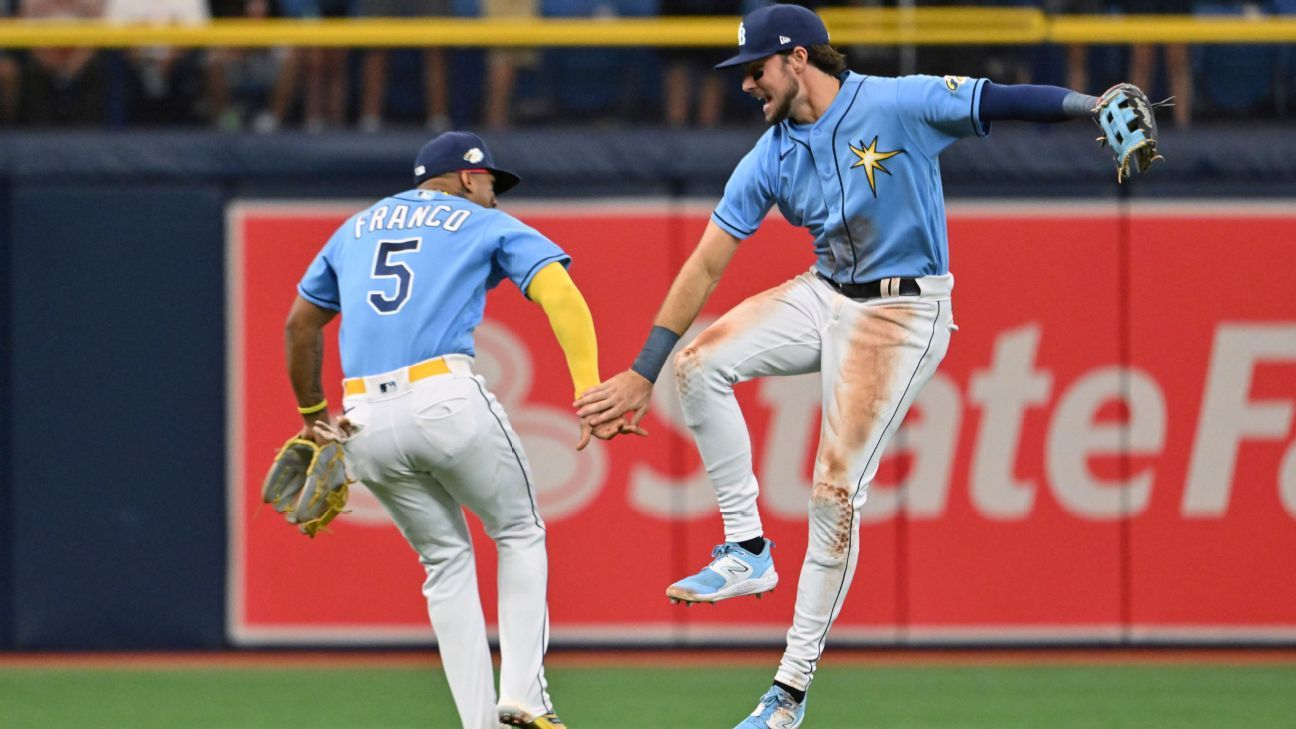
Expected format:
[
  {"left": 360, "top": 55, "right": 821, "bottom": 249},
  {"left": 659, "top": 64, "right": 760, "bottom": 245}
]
[
  {"left": 674, "top": 269, "right": 954, "bottom": 691},
  {"left": 341, "top": 355, "right": 552, "bottom": 729}
]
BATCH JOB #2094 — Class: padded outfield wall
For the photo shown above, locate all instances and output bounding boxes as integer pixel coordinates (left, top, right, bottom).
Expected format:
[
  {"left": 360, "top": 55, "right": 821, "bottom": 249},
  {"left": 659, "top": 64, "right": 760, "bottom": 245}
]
[{"left": 1, "top": 129, "right": 1294, "bottom": 650}]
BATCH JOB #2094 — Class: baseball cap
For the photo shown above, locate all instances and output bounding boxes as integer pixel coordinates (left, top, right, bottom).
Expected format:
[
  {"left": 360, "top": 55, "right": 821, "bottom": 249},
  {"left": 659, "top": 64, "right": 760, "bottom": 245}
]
[
  {"left": 413, "top": 131, "right": 521, "bottom": 194},
  {"left": 714, "top": 3, "right": 830, "bottom": 70}
]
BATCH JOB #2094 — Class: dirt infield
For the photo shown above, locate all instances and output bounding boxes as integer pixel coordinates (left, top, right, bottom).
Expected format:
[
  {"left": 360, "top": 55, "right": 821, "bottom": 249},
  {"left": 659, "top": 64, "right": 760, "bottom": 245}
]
[{"left": 3, "top": 648, "right": 1295, "bottom": 670}]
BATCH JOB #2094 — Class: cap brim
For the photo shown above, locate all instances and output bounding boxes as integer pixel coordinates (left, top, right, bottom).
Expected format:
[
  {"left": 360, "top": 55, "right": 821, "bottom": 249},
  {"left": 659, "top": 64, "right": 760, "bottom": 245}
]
[
  {"left": 714, "top": 50, "right": 773, "bottom": 69},
  {"left": 487, "top": 167, "right": 520, "bottom": 194}
]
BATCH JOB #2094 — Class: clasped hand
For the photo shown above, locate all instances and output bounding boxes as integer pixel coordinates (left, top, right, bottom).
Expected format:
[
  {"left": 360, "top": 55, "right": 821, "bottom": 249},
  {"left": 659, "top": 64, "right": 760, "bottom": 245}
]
[{"left": 573, "top": 370, "right": 653, "bottom": 450}]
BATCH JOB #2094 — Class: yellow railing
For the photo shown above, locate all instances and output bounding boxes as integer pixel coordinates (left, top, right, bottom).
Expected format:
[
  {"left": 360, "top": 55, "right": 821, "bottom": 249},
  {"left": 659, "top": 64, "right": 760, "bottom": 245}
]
[{"left": 0, "top": 10, "right": 1294, "bottom": 49}]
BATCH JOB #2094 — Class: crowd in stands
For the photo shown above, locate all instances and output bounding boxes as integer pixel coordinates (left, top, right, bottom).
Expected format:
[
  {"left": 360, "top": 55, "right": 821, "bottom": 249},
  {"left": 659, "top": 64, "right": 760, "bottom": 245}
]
[{"left": 0, "top": 0, "right": 1292, "bottom": 130}]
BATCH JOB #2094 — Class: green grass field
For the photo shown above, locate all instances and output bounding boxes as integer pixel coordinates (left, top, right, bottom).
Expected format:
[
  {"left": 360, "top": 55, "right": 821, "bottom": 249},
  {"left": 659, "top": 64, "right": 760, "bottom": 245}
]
[{"left": 2, "top": 660, "right": 1294, "bottom": 728}]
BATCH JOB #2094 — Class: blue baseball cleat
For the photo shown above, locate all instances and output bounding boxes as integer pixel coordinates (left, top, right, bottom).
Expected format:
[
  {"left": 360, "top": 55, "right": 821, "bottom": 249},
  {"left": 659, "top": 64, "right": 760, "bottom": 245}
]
[
  {"left": 734, "top": 685, "right": 806, "bottom": 728},
  {"left": 666, "top": 539, "right": 777, "bottom": 604}
]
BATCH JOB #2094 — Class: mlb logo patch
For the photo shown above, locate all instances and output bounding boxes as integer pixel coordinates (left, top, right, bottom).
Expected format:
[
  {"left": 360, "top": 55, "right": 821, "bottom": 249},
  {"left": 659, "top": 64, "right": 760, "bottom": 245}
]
[{"left": 379, "top": 380, "right": 398, "bottom": 394}]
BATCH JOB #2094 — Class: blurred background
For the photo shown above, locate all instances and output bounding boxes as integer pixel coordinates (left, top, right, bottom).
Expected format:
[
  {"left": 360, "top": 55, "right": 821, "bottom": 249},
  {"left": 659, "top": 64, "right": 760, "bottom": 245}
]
[{"left": 1, "top": 2, "right": 1294, "bottom": 727}]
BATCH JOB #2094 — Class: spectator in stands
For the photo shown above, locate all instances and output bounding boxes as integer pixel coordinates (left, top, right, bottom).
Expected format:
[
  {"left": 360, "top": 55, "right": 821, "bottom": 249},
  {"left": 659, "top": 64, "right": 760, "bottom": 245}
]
[
  {"left": 918, "top": 0, "right": 1034, "bottom": 84},
  {"left": 661, "top": 0, "right": 740, "bottom": 128},
  {"left": 104, "top": 0, "right": 210, "bottom": 125},
  {"left": 1045, "top": 0, "right": 1111, "bottom": 94},
  {"left": 539, "top": 0, "right": 660, "bottom": 125},
  {"left": 19, "top": 0, "right": 109, "bottom": 126},
  {"left": 0, "top": 0, "right": 20, "bottom": 124},
  {"left": 208, "top": 0, "right": 282, "bottom": 129},
  {"left": 354, "top": 0, "right": 452, "bottom": 132},
  {"left": 275, "top": 0, "right": 350, "bottom": 132},
  {"left": 482, "top": 0, "right": 539, "bottom": 129},
  {"left": 1124, "top": 0, "right": 1193, "bottom": 127}
]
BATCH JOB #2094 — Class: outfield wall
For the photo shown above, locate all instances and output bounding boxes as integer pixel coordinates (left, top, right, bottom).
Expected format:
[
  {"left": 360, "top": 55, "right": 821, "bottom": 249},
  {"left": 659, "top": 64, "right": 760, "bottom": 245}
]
[
  {"left": 0, "top": 131, "right": 1294, "bottom": 650},
  {"left": 225, "top": 200, "right": 1296, "bottom": 648}
]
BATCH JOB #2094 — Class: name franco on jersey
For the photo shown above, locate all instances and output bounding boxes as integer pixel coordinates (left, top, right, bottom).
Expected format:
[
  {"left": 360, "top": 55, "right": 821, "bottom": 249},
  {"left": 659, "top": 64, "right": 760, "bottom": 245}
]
[{"left": 351, "top": 198, "right": 473, "bottom": 237}]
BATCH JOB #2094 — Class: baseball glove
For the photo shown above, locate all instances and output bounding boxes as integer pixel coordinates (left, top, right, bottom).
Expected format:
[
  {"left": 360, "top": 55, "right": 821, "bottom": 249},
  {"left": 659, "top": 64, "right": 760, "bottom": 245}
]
[
  {"left": 1092, "top": 83, "right": 1165, "bottom": 183},
  {"left": 262, "top": 436, "right": 353, "bottom": 538}
]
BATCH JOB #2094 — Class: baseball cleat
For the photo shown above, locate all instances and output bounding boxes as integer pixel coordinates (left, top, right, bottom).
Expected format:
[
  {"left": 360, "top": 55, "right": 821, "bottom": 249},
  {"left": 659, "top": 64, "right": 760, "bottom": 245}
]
[
  {"left": 733, "top": 685, "right": 805, "bottom": 728},
  {"left": 498, "top": 704, "right": 566, "bottom": 728},
  {"left": 666, "top": 539, "right": 777, "bottom": 604}
]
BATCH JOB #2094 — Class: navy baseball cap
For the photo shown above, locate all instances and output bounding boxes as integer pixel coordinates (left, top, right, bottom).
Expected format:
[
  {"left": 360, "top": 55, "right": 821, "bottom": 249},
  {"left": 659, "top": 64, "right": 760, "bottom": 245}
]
[
  {"left": 413, "top": 131, "right": 520, "bottom": 194},
  {"left": 715, "top": 3, "right": 830, "bottom": 70}
]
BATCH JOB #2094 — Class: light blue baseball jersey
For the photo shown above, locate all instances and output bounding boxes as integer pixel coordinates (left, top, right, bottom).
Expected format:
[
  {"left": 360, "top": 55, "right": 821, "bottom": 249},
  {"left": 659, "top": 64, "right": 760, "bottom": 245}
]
[
  {"left": 298, "top": 189, "right": 570, "bottom": 378},
  {"left": 712, "top": 71, "right": 989, "bottom": 284}
]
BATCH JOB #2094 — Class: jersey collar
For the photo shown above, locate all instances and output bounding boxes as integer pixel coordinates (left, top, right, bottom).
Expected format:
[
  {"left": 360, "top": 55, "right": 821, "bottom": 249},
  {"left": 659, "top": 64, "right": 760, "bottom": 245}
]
[{"left": 780, "top": 71, "right": 866, "bottom": 147}]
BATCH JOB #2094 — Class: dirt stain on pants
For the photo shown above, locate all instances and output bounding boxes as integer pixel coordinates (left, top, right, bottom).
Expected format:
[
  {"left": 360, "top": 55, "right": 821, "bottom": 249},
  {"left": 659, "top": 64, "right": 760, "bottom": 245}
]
[{"left": 812, "top": 304, "right": 916, "bottom": 560}]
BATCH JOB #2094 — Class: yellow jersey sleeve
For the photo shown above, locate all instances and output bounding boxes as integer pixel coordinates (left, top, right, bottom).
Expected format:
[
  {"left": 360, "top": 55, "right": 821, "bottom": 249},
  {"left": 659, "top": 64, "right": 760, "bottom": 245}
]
[{"left": 525, "top": 262, "right": 600, "bottom": 397}]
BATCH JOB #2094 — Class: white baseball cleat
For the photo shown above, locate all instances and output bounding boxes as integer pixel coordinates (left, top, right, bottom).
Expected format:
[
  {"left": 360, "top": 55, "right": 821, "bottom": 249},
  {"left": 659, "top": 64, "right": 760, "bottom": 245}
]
[{"left": 666, "top": 539, "right": 777, "bottom": 604}]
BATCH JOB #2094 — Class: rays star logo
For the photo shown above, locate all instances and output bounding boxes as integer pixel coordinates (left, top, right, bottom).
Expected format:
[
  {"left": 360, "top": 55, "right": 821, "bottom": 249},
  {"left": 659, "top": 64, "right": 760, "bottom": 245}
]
[{"left": 849, "top": 136, "right": 905, "bottom": 197}]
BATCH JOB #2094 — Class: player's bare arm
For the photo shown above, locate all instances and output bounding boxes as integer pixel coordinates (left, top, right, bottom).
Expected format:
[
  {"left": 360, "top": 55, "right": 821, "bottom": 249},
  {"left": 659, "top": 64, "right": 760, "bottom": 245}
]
[
  {"left": 574, "top": 220, "right": 741, "bottom": 431},
  {"left": 284, "top": 295, "right": 338, "bottom": 442}
]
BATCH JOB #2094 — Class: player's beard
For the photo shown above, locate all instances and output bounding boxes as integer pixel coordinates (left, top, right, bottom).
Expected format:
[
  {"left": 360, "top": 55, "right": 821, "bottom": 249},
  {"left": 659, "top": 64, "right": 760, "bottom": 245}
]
[{"left": 764, "top": 77, "right": 800, "bottom": 126}]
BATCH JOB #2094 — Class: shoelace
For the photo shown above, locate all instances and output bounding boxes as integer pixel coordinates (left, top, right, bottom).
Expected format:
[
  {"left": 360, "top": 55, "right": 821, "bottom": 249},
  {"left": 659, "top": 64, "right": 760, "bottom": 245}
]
[
  {"left": 711, "top": 543, "right": 741, "bottom": 560},
  {"left": 760, "top": 689, "right": 795, "bottom": 712}
]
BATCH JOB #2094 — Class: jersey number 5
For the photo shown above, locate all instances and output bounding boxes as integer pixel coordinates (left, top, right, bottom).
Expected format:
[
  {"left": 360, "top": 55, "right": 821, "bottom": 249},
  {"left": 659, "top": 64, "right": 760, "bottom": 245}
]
[{"left": 368, "top": 238, "right": 421, "bottom": 315}]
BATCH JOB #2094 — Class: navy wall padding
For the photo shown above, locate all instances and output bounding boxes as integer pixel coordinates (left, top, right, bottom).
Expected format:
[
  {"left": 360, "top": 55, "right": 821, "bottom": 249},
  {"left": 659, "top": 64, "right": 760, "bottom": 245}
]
[
  {"left": 9, "top": 185, "right": 226, "bottom": 649},
  {"left": 0, "top": 181, "right": 11, "bottom": 650},
  {"left": 0, "top": 126, "right": 1294, "bottom": 197}
]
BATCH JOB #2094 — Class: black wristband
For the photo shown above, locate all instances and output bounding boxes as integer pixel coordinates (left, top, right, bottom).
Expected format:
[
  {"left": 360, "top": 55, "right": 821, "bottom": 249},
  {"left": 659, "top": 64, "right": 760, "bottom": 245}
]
[{"left": 630, "top": 325, "right": 681, "bottom": 384}]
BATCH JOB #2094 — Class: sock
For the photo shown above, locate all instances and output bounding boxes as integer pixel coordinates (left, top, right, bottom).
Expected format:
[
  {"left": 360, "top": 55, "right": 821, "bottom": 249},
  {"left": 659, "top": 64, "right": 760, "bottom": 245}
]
[
  {"left": 736, "top": 536, "right": 765, "bottom": 555},
  {"left": 773, "top": 681, "right": 805, "bottom": 704}
]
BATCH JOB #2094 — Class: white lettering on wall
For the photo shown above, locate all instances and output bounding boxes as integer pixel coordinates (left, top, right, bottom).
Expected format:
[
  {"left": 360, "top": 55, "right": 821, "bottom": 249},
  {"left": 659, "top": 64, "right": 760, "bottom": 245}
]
[
  {"left": 1184, "top": 325, "right": 1296, "bottom": 516},
  {"left": 1046, "top": 367, "right": 1165, "bottom": 518},
  {"left": 1279, "top": 439, "right": 1296, "bottom": 517},
  {"left": 968, "top": 325, "right": 1053, "bottom": 519}
]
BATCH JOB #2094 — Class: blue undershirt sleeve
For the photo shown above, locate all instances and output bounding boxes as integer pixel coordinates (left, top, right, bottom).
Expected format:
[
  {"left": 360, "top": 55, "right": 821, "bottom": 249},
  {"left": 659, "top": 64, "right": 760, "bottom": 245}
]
[{"left": 978, "top": 82, "right": 1098, "bottom": 124}]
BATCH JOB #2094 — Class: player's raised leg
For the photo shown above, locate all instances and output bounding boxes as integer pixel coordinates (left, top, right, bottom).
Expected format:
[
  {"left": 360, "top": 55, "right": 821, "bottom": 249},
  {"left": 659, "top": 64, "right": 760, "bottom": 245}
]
[
  {"left": 776, "top": 282, "right": 953, "bottom": 697},
  {"left": 666, "top": 272, "right": 826, "bottom": 604}
]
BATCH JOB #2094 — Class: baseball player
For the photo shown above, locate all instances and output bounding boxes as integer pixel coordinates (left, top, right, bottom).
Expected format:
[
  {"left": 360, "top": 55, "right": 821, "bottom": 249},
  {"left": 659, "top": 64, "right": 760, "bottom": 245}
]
[
  {"left": 574, "top": 5, "right": 1159, "bottom": 727},
  {"left": 286, "top": 131, "right": 603, "bottom": 729}
]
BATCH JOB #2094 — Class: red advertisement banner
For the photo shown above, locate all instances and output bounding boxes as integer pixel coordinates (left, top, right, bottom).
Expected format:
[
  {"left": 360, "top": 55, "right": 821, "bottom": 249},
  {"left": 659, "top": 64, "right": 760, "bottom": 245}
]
[{"left": 227, "top": 201, "right": 1296, "bottom": 645}]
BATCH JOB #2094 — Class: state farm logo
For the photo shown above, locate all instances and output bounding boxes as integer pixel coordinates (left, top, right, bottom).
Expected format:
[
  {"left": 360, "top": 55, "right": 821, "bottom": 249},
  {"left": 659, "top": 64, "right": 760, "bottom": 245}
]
[
  {"left": 345, "top": 320, "right": 608, "bottom": 524},
  {"left": 628, "top": 321, "right": 1296, "bottom": 522}
]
